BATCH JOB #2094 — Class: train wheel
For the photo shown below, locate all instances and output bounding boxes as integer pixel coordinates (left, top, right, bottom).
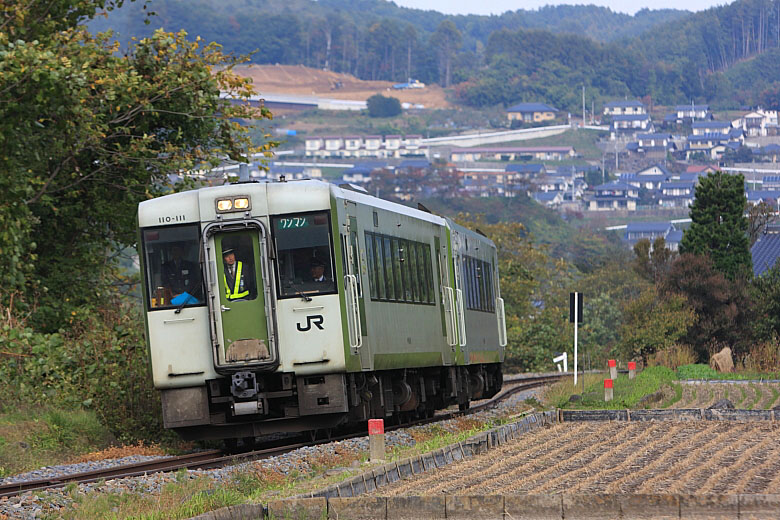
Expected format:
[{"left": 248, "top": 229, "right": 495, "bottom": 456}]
[{"left": 458, "top": 401, "right": 470, "bottom": 412}]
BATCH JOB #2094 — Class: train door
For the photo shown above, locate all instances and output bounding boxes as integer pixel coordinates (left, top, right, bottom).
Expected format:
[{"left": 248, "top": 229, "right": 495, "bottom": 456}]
[
  {"left": 204, "top": 222, "right": 277, "bottom": 369},
  {"left": 342, "top": 202, "right": 370, "bottom": 370},
  {"left": 450, "top": 230, "right": 468, "bottom": 363},
  {"left": 437, "top": 234, "right": 458, "bottom": 359}
]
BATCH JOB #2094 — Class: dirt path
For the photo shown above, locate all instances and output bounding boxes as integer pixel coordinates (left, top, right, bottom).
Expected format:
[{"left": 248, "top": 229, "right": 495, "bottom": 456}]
[{"left": 372, "top": 422, "right": 780, "bottom": 496}]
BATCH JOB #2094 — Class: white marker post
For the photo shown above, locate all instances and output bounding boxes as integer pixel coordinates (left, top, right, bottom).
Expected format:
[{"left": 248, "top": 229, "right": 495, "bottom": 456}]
[{"left": 570, "top": 292, "right": 583, "bottom": 386}]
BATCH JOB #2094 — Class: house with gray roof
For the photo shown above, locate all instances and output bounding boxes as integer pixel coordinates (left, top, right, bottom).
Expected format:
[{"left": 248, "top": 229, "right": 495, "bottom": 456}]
[
  {"left": 506, "top": 103, "right": 559, "bottom": 123},
  {"left": 624, "top": 221, "right": 681, "bottom": 250},
  {"left": 603, "top": 100, "right": 646, "bottom": 116},
  {"left": 675, "top": 104, "right": 710, "bottom": 120},
  {"left": 692, "top": 121, "right": 732, "bottom": 135},
  {"left": 610, "top": 114, "right": 652, "bottom": 139},
  {"left": 588, "top": 181, "right": 639, "bottom": 211},
  {"left": 659, "top": 181, "right": 695, "bottom": 208},
  {"left": 751, "top": 223, "right": 780, "bottom": 276}
]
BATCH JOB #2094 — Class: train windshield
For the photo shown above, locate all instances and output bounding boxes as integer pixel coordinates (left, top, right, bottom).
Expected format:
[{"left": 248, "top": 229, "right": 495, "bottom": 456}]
[
  {"left": 142, "top": 224, "right": 204, "bottom": 310},
  {"left": 272, "top": 211, "right": 336, "bottom": 298}
]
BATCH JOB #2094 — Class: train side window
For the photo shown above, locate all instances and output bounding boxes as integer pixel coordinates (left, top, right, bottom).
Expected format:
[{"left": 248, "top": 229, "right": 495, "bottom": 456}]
[
  {"left": 416, "top": 243, "right": 428, "bottom": 303},
  {"left": 400, "top": 239, "right": 413, "bottom": 302},
  {"left": 409, "top": 241, "right": 420, "bottom": 303},
  {"left": 478, "top": 260, "right": 487, "bottom": 311},
  {"left": 383, "top": 236, "right": 395, "bottom": 301},
  {"left": 365, "top": 234, "right": 378, "bottom": 299},
  {"left": 374, "top": 235, "right": 387, "bottom": 300},
  {"left": 391, "top": 237, "right": 404, "bottom": 302},
  {"left": 424, "top": 244, "right": 434, "bottom": 304}
]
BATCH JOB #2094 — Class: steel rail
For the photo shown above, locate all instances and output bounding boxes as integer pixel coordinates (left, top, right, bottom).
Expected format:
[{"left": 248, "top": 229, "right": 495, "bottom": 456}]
[{"left": 0, "top": 373, "right": 566, "bottom": 498}]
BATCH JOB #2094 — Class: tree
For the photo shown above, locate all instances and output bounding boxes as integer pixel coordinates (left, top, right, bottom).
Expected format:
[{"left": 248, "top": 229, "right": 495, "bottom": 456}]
[
  {"left": 619, "top": 286, "right": 695, "bottom": 363},
  {"left": 0, "top": 0, "right": 269, "bottom": 327},
  {"left": 660, "top": 254, "right": 754, "bottom": 360},
  {"left": 430, "top": 19, "right": 462, "bottom": 87},
  {"left": 747, "top": 200, "right": 775, "bottom": 246},
  {"left": 680, "top": 172, "right": 751, "bottom": 280},
  {"left": 366, "top": 94, "right": 402, "bottom": 117},
  {"left": 632, "top": 237, "right": 675, "bottom": 283}
]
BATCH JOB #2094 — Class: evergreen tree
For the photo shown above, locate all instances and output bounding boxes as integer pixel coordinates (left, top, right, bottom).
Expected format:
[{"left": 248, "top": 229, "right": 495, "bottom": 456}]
[{"left": 680, "top": 172, "right": 751, "bottom": 280}]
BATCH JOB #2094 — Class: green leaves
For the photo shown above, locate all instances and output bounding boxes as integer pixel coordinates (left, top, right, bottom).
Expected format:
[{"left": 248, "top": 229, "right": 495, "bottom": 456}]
[
  {"left": 1, "top": 4, "right": 270, "bottom": 326},
  {"left": 680, "top": 171, "right": 751, "bottom": 280}
]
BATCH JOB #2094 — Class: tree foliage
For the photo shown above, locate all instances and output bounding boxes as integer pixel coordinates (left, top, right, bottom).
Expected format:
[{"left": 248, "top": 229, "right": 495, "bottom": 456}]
[
  {"left": 680, "top": 172, "right": 751, "bottom": 280},
  {"left": 366, "top": 94, "right": 402, "bottom": 117},
  {"left": 0, "top": 0, "right": 270, "bottom": 327}
]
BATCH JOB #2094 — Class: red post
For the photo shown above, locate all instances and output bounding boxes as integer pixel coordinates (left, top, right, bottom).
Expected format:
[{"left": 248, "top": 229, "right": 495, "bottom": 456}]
[
  {"left": 368, "top": 419, "right": 385, "bottom": 461},
  {"left": 604, "top": 379, "right": 613, "bottom": 402},
  {"left": 628, "top": 361, "right": 637, "bottom": 380},
  {"left": 608, "top": 359, "right": 617, "bottom": 380}
]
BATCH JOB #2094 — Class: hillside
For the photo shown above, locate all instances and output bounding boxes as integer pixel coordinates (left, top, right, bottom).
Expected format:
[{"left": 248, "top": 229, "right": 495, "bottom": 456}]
[{"left": 88, "top": 0, "right": 780, "bottom": 110}]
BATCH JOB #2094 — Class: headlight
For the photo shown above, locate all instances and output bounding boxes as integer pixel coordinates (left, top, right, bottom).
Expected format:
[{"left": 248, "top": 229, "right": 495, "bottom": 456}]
[
  {"left": 216, "top": 199, "right": 233, "bottom": 212},
  {"left": 233, "top": 197, "right": 250, "bottom": 210}
]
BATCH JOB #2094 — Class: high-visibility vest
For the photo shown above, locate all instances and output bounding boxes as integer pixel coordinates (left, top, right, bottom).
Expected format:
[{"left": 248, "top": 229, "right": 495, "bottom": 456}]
[{"left": 224, "top": 261, "right": 250, "bottom": 300}]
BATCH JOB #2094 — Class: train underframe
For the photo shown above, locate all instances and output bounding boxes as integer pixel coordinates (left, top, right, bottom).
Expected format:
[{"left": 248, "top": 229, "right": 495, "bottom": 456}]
[{"left": 166, "top": 363, "right": 503, "bottom": 442}]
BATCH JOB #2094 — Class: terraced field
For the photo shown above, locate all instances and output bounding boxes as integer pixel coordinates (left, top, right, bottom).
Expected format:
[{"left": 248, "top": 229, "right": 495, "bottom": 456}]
[
  {"left": 669, "top": 382, "right": 780, "bottom": 409},
  {"left": 373, "top": 422, "right": 780, "bottom": 496}
]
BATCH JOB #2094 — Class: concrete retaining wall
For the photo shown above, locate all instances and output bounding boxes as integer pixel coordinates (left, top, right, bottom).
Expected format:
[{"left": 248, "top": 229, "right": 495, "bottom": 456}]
[{"left": 260, "top": 494, "right": 780, "bottom": 519}]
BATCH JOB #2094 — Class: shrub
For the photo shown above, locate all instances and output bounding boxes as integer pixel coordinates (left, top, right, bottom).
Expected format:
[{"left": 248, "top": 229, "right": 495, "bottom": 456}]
[{"left": 367, "top": 94, "right": 402, "bottom": 117}]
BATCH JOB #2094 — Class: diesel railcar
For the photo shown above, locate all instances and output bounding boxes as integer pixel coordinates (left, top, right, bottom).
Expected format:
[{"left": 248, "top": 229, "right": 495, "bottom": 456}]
[{"left": 138, "top": 179, "right": 507, "bottom": 441}]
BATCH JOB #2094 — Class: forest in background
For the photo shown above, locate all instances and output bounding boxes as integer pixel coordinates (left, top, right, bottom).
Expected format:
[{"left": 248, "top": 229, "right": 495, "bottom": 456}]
[{"left": 90, "top": 0, "right": 780, "bottom": 111}]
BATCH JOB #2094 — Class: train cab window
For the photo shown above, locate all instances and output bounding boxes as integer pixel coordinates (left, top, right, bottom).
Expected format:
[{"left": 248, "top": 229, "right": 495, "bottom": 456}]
[
  {"left": 142, "top": 224, "right": 204, "bottom": 310},
  {"left": 273, "top": 212, "right": 336, "bottom": 298}
]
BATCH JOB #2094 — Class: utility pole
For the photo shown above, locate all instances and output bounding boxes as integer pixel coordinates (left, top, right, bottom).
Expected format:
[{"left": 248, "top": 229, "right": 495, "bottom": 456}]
[{"left": 582, "top": 85, "right": 586, "bottom": 129}]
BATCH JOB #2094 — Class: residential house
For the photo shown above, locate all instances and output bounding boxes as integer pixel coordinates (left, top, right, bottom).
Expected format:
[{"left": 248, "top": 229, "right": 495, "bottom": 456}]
[
  {"left": 685, "top": 133, "right": 733, "bottom": 160},
  {"left": 505, "top": 163, "right": 546, "bottom": 178},
  {"left": 675, "top": 104, "right": 710, "bottom": 121},
  {"left": 610, "top": 114, "right": 652, "bottom": 139},
  {"left": 762, "top": 176, "right": 780, "bottom": 190},
  {"left": 751, "top": 223, "right": 780, "bottom": 276},
  {"left": 685, "top": 164, "right": 718, "bottom": 175},
  {"left": 733, "top": 109, "right": 779, "bottom": 137},
  {"left": 637, "top": 164, "right": 672, "bottom": 177},
  {"left": 588, "top": 181, "right": 639, "bottom": 211},
  {"left": 626, "top": 133, "right": 676, "bottom": 158},
  {"left": 462, "top": 170, "right": 518, "bottom": 197},
  {"left": 532, "top": 175, "right": 570, "bottom": 193},
  {"left": 659, "top": 181, "right": 695, "bottom": 208},
  {"left": 603, "top": 100, "right": 646, "bottom": 116},
  {"left": 304, "top": 135, "right": 429, "bottom": 159},
  {"left": 623, "top": 221, "right": 676, "bottom": 249},
  {"left": 531, "top": 191, "right": 564, "bottom": 207},
  {"left": 506, "top": 102, "right": 559, "bottom": 123},
  {"left": 747, "top": 190, "right": 780, "bottom": 207},
  {"left": 449, "top": 146, "right": 576, "bottom": 162},
  {"left": 343, "top": 136, "right": 363, "bottom": 157},
  {"left": 760, "top": 144, "right": 780, "bottom": 162},
  {"left": 620, "top": 172, "right": 667, "bottom": 191},
  {"left": 692, "top": 121, "right": 731, "bottom": 135}
]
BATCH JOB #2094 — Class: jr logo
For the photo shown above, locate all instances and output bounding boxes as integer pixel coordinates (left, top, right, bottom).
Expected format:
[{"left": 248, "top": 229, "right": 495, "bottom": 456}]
[{"left": 297, "top": 315, "right": 325, "bottom": 332}]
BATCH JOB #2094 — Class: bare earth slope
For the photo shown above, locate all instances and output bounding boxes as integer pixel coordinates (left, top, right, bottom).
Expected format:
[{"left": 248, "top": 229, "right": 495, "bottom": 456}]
[{"left": 234, "top": 64, "right": 451, "bottom": 109}]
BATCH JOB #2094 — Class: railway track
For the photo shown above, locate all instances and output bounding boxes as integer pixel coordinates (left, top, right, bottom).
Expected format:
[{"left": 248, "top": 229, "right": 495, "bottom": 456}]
[{"left": 0, "top": 373, "right": 564, "bottom": 499}]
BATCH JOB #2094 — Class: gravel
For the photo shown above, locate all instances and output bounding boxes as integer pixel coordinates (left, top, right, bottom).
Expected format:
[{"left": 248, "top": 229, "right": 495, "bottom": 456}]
[{"left": 0, "top": 380, "right": 539, "bottom": 519}]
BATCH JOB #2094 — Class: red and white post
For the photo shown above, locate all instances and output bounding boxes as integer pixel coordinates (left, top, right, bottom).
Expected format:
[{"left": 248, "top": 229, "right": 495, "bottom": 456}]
[
  {"left": 608, "top": 359, "right": 617, "bottom": 381},
  {"left": 368, "top": 419, "right": 385, "bottom": 462},
  {"left": 628, "top": 361, "right": 637, "bottom": 380},
  {"left": 604, "top": 379, "right": 613, "bottom": 402}
]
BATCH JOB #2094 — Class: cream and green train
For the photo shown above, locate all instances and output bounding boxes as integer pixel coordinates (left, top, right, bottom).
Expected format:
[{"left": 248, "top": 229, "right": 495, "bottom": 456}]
[{"left": 138, "top": 179, "right": 507, "bottom": 441}]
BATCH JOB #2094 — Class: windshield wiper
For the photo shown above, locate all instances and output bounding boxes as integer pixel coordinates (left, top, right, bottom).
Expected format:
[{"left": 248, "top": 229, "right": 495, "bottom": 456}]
[{"left": 296, "top": 290, "right": 312, "bottom": 302}]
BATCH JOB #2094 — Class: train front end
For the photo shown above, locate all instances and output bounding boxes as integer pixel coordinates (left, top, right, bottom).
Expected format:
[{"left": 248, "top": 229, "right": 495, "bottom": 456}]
[{"left": 138, "top": 181, "right": 351, "bottom": 441}]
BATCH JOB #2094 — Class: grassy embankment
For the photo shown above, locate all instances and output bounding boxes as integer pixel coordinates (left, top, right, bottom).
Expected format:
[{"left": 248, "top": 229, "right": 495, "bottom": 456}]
[{"left": 542, "top": 364, "right": 780, "bottom": 411}]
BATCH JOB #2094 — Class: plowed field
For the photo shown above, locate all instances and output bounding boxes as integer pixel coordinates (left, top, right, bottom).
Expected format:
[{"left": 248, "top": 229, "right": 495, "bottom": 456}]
[
  {"left": 373, "top": 422, "right": 780, "bottom": 496},
  {"left": 669, "top": 383, "right": 780, "bottom": 409}
]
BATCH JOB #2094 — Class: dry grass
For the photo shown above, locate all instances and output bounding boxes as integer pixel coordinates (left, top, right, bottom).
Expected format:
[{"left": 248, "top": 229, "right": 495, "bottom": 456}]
[
  {"left": 741, "top": 338, "right": 780, "bottom": 372},
  {"left": 69, "top": 441, "right": 166, "bottom": 463},
  {"left": 539, "top": 373, "right": 602, "bottom": 408},
  {"left": 648, "top": 344, "right": 697, "bottom": 369}
]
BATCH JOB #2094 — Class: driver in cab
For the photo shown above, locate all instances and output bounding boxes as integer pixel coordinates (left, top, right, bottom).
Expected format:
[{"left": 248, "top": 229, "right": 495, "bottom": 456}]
[{"left": 223, "top": 247, "right": 252, "bottom": 301}]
